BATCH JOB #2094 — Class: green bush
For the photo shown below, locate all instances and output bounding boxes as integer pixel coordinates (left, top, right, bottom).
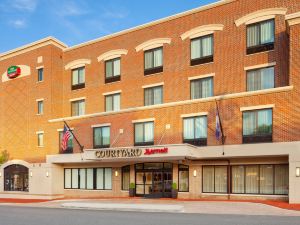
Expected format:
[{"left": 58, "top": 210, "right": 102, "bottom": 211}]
[
  {"left": 172, "top": 182, "right": 177, "bottom": 190},
  {"left": 129, "top": 183, "right": 135, "bottom": 189},
  {"left": 0, "top": 150, "right": 9, "bottom": 165}
]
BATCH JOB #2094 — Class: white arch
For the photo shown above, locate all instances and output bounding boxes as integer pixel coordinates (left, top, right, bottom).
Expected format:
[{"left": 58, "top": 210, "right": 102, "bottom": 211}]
[
  {"left": 97, "top": 49, "right": 128, "bottom": 62},
  {"left": 64, "top": 59, "right": 91, "bottom": 70},
  {"left": 180, "top": 24, "right": 224, "bottom": 40},
  {"left": 235, "top": 8, "right": 287, "bottom": 27},
  {"left": 0, "top": 159, "right": 31, "bottom": 170},
  {"left": 135, "top": 38, "right": 171, "bottom": 52}
]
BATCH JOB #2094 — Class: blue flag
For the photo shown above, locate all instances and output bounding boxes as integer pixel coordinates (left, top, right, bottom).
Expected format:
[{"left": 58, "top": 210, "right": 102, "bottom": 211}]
[{"left": 216, "top": 110, "right": 221, "bottom": 141}]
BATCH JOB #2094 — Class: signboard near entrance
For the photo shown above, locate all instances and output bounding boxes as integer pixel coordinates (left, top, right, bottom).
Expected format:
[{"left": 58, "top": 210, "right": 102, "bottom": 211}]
[
  {"left": 95, "top": 148, "right": 142, "bottom": 159},
  {"left": 7, "top": 66, "right": 21, "bottom": 79},
  {"left": 144, "top": 147, "right": 168, "bottom": 155}
]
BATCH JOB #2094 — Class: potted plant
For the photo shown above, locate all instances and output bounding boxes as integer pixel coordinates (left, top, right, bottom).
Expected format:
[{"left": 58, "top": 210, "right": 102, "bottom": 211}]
[
  {"left": 171, "top": 182, "right": 178, "bottom": 199},
  {"left": 129, "top": 183, "right": 135, "bottom": 197}
]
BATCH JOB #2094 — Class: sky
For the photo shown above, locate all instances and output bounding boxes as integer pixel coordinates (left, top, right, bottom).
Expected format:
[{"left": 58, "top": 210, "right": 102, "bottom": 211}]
[{"left": 0, "top": 0, "right": 218, "bottom": 53}]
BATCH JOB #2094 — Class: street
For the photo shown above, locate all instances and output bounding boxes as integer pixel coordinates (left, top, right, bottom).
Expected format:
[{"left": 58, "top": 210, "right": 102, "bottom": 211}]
[{"left": 0, "top": 205, "right": 299, "bottom": 225}]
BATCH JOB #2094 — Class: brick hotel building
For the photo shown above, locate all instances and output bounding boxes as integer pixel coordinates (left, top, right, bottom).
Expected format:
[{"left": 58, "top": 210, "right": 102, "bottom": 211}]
[{"left": 1, "top": 0, "right": 300, "bottom": 203}]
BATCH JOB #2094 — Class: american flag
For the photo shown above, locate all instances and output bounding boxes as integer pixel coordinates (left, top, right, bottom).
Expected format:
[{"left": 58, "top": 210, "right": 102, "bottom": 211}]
[{"left": 61, "top": 125, "right": 72, "bottom": 151}]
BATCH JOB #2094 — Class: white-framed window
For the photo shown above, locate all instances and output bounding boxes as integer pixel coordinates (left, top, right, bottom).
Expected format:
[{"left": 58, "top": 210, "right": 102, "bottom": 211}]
[
  {"left": 191, "top": 77, "right": 213, "bottom": 99},
  {"left": 247, "top": 67, "right": 274, "bottom": 91},
  {"left": 72, "top": 67, "right": 85, "bottom": 90},
  {"left": 93, "top": 126, "right": 110, "bottom": 148},
  {"left": 105, "top": 58, "right": 121, "bottom": 83},
  {"left": 191, "top": 34, "right": 213, "bottom": 66},
  {"left": 71, "top": 100, "right": 85, "bottom": 116},
  {"left": 144, "top": 86, "right": 163, "bottom": 106},
  {"left": 37, "top": 100, "right": 44, "bottom": 115},
  {"left": 105, "top": 93, "right": 120, "bottom": 112},
  {"left": 144, "top": 47, "right": 163, "bottom": 75},
  {"left": 37, "top": 68, "right": 43, "bottom": 82},
  {"left": 134, "top": 122, "right": 154, "bottom": 146},
  {"left": 37, "top": 133, "right": 44, "bottom": 147},
  {"left": 183, "top": 116, "right": 207, "bottom": 146}
]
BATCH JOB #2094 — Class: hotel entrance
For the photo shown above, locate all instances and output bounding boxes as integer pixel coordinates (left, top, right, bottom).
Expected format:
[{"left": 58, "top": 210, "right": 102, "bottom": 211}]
[{"left": 135, "top": 163, "right": 172, "bottom": 198}]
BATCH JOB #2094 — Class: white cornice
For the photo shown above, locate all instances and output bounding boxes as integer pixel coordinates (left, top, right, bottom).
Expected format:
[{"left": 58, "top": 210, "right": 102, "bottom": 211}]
[
  {"left": 48, "top": 86, "right": 293, "bottom": 123},
  {"left": 181, "top": 24, "right": 224, "bottom": 40},
  {"left": 244, "top": 62, "right": 276, "bottom": 71},
  {"left": 97, "top": 49, "right": 128, "bottom": 62},
  {"left": 240, "top": 104, "right": 275, "bottom": 112},
  {"left": 65, "top": 59, "right": 91, "bottom": 70},
  {"left": 135, "top": 38, "right": 171, "bottom": 52}
]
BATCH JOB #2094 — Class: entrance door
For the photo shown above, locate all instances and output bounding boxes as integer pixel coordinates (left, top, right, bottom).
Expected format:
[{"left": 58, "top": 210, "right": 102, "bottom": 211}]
[{"left": 135, "top": 163, "right": 173, "bottom": 198}]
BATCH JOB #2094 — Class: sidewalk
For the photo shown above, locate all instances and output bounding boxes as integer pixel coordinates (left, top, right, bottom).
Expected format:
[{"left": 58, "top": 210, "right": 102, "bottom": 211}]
[{"left": 2, "top": 198, "right": 300, "bottom": 216}]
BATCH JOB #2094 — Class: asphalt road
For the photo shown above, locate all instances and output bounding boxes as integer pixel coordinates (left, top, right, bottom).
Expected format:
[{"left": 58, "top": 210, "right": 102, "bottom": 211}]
[{"left": 0, "top": 205, "right": 299, "bottom": 225}]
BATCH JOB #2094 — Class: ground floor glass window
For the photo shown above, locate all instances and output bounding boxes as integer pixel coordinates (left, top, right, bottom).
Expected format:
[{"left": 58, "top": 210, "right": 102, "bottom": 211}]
[
  {"left": 178, "top": 165, "right": 189, "bottom": 192},
  {"left": 4, "top": 164, "right": 29, "bottom": 192},
  {"left": 122, "top": 166, "right": 130, "bottom": 190},
  {"left": 202, "top": 166, "right": 227, "bottom": 193}
]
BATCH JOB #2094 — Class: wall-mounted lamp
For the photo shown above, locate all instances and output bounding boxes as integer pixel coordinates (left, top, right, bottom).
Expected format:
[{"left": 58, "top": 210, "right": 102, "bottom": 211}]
[
  {"left": 0, "top": 172, "right": 2, "bottom": 177},
  {"left": 30, "top": 171, "right": 33, "bottom": 177},
  {"left": 193, "top": 170, "right": 197, "bottom": 177},
  {"left": 296, "top": 167, "right": 300, "bottom": 177},
  {"left": 115, "top": 171, "right": 119, "bottom": 177},
  {"left": 46, "top": 171, "right": 49, "bottom": 177}
]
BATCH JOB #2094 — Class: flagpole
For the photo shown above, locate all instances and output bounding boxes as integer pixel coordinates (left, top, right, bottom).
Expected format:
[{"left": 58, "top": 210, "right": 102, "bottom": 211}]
[
  {"left": 63, "top": 120, "right": 84, "bottom": 153},
  {"left": 215, "top": 100, "right": 226, "bottom": 153}
]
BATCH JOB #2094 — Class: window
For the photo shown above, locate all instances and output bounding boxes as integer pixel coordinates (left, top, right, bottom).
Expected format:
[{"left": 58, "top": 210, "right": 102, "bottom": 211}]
[
  {"left": 247, "top": 19, "right": 275, "bottom": 54},
  {"left": 71, "top": 67, "right": 85, "bottom": 90},
  {"left": 71, "top": 100, "right": 85, "bottom": 116},
  {"left": 191, "top": 77, "right": 213, "bottom": 99},
  {"left": 37, "top": 133, "right": 44, "bottom": 147},
  {"left": 144, "top": 47, "right": 163, "bottom": 75},
  {"left": 231, "top": 164, "right": 288, "bottom": 195},
  {"left": 178, "top": 165, "right": 189, "bottom": 192},
  {"left": 105, "top": 93, "right": 120, "bottom": 112},
  {"left": 243, "top": 109, "right": 272, "bottom": 143},
  {"left": 4, "top": 165, "right": 29, "bottom": 192},
  {"left": 122, "top": 166, "right": 130, "bottom": 191},
  {"left": 37, "top": 100, "right": 44, "bottom": 115},
  {"left": 93, "top": 126, "right": 110, "bottom": 148},
  {"left": 144, "top": 86, "right": 163, "bottom": 106},
  {"left": 105, "top": 58, "right": 121, "bottom": 83},
  {"left": 59, "top": 131, "right": 73, "bottom": 153},
  {"left": 64, "top": 168, "right": 112, "bottom": 190},
  {"left": 247, "top": 67, "right": 274, "bottom": 91},
  {"left": 191, "top": 34, "right": 213, "bottom": 66},
  {"left": 183, "top": 116, "right": 207, "bottom": 146},
  {"left": 134, "top": 122, "right": 154, "bottom": 146},
  {"left": 37, "top": 68, "right": 43, "bottom": 82},
  {"left": 202, "top": 166, "right": 228, "bottom": 193}
]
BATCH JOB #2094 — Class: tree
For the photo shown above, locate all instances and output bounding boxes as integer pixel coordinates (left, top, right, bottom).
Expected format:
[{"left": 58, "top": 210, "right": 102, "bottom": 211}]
[{"left": 0, "top": 150, "right": 9, "bottom": 165}]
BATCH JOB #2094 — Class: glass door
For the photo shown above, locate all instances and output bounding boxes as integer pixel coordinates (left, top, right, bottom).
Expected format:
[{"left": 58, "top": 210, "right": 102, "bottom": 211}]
[{"left": 151, "top": 172, "right": 163, "bottom": 198}]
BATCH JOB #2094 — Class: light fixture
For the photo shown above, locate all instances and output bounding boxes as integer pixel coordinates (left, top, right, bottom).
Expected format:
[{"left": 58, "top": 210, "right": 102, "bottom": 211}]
[
  {"left": 0, "top": 172, "right": 2, "bottom": 177},
  {"left": 115, "top": 170, "right": 119, "bottom": 177},
  {"left": 296, "top": 167, "right": 300, "bottom": 177},
  {"left": 30, "top": 171, "right": 33, "bottom": 177},
  {"left": 46, "top": 171, "right": 49, "bottom": 177},
  {"left": 193, "top": 170, "right": 197, "bottom": 177}
]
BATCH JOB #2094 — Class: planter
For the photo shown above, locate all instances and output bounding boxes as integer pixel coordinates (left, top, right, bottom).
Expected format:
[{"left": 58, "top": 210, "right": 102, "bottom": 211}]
[
  {"left": 171, "top": 189, "right": 178, "bottom": 199},
  {"left": 129, "top": 188, "right": 135, "bottom": 197}
]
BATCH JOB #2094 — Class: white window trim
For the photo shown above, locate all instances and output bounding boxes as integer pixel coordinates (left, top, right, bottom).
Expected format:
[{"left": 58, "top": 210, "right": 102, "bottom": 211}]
[
  {"left": 91, "top": 123, "right": 111, "bottom": 128},
  {"left": 65, "top": 59, "right": 91, "bottom": 70},
  {"left": 36, "top": 66, "right": 44, "bottom": 70},
  {"left": 180, "top": 24, "right": 224, "bottom": 40},
  {"left": 235, "top": 8, "right": 287, "bottom": 27},
  {"left": 135, "top": 38, "right": 171, "bottom": 52},
  {"left": 132, "top": 118, "right": 155, "bottom": 123},
  {"left": 240, "top": 104, "right": 275, "bottom": 112},
  {"left": 188, "top": 73, "right": 215, "bottom": 81},
  {"left": 36, "top": 131, "right": 44, "bottom": 134},
  {"left": 181, "top": 112, "right": 208, "bottom": 118},
  {"left": 102, "top": 90, "right": 122, "bottom": 96},
  {"left": 142, "top": 82, "right": 164, "bottom": 89},
  {"left": 244, "top": 62, "right": 276, "bottom": 71},
  {"left": 97, "top": 49, "right": 128, "bottom": 62},
  {"left": 69, "top": 97, "right": 86, "bottom": 102},
  {"left": 36, "top": 98, "right": 44, "bottom": 102},
  {"left": 57, "top": 128, "right": 74, "bottom": 132}
]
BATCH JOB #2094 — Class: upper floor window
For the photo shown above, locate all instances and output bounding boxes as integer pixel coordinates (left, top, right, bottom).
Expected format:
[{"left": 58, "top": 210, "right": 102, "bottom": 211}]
[
  {"left": 243, "top": 109, "right": 272, "bottom": 143},
  {"left": 191, "top": 34, "right": 213, "bottom": 66},
  {"left": 59, "top": 131, "right": 73, "bottom": 154},
  {"left": 247, "top": 19, "right": 275, "bottom": 55},
  {"left": 71, "top": 100, "right": 85, "bottom": 116},
  {"left": 37, "top": 68, "right": 43, "bottom": 82},
  {"left": 72, "top": 67, "right": 85, "bottom": 90},
  {"left": 105, "top": 93, "right": 120, "bottom": 112},
  {"left": 105, "top": 58, "right": 121, "bottom": 83},
  {"left": 144, "top": 86, "right": 163, "bottom": 106},
  {"left": 37, "top": 100, "right": 44, "bottom": 115},
  {"left": 183, "top": 116, "right": 207, "bottom": 146},
  {"left": 191, "top": 77, "right": 213, "bottom": 99},
  {"left": 144, "top": 47, "right": 163, "bottom": 75},
  {"left": 93, "top": 126, "right": 110, "bottom": 148},
  {"left": 134, "top": 122, "right": 154, "bottom": 146},
  {"left": 37, "top": 133, "right": 44, "bottom": 147},
  {"left": 247, "top": 67, "right": 274, "bottom": 91}
]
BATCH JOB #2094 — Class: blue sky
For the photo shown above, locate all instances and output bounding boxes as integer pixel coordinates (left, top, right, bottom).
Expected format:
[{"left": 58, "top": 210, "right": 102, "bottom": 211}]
[{"left": 0, "top": 0, "right": 217, "bottom": 53}]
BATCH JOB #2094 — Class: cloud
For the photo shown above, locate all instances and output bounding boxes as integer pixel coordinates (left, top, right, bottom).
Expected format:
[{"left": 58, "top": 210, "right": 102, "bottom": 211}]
[
  {"left": 102, "top": 10, "right": 129, "bottom": 19},
  {"left": 10, "top": 0, "right": 38, "bottom": 12},
  {"left": 9, "top": 19, "right": 27, "bottom": 28},
  {"left": 55, "top": 1, "right": 89, "bottom": 17}
]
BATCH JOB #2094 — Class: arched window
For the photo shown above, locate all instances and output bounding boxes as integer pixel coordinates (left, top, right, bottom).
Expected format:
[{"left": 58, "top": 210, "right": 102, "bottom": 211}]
[{"left": 4, "top": 164, "right": 29, "bottom": 192}]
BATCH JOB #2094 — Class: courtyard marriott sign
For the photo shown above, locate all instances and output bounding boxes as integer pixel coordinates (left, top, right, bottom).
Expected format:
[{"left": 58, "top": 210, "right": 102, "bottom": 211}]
[
  {"left": 7, "top": 66, "right": 21, "bottom": 79},
  {"left": 94, "top": 147, "right": 169, "bottom": 159}
]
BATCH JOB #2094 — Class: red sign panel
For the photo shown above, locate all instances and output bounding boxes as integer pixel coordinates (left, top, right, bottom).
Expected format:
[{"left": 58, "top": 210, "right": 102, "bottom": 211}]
[{"left": 144, "top": 147, "right": 168, "bottom": 155}]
